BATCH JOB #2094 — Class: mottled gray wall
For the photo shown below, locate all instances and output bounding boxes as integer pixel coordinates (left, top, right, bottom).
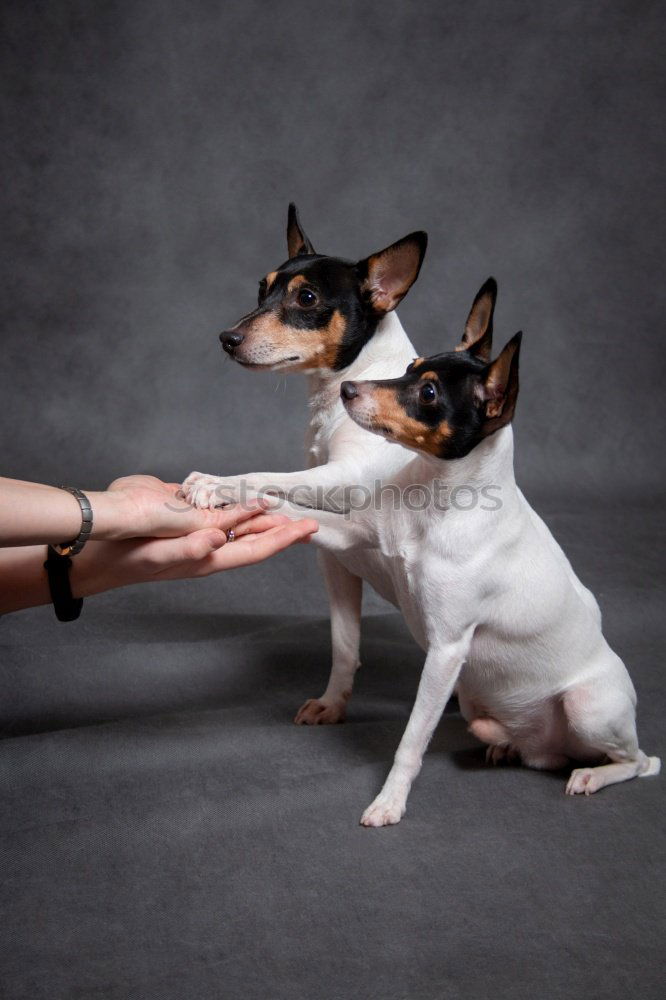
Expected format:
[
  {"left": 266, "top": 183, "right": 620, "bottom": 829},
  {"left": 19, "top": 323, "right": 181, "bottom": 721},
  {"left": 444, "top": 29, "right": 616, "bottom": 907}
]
[{"left": 1, "top": 0, "right": 664, "bottom": 611}]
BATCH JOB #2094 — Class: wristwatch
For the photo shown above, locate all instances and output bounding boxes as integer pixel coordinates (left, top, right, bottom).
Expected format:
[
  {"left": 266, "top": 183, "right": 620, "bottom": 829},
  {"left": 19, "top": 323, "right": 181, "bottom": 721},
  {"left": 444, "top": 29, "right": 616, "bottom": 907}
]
[{"left": 44, "top": 486, "right": 94, "bottom": 621}]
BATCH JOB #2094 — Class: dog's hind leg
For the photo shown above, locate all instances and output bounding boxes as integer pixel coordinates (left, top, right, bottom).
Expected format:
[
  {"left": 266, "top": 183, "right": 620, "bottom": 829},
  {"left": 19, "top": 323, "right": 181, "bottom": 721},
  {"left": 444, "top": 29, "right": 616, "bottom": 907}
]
[
  {"left": 563, "top": 683, "right": 660, "bottom": 795},
  {"left": 467, "top": 717, "right": 521, "bottom": 765},
  {"left": 295, "top": 552, "right": 362, "bottom": 725},
  {"left": 468, "top": 716, "right": 511, "bottom": 746}
]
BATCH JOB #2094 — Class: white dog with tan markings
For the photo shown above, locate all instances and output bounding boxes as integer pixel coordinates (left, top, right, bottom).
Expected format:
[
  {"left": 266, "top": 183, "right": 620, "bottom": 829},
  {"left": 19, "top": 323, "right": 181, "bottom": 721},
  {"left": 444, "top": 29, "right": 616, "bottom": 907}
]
[
  {"left": 324, "top": 306, "right": 659, "bottom": 824},
  {"left": 184, "top": 204, "right": 429, "bottom": 725}
]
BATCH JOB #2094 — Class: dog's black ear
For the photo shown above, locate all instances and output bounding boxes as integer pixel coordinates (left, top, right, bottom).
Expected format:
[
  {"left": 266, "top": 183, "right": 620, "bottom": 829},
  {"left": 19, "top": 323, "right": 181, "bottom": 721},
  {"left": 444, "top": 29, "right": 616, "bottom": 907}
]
[
  {"left": 287, "top": 203, "right": 316, "bottom": 258},
  {"left": 477, "top": 331, "right": 522, "bottom": 436},
  {"left": 457, "top": 278, "right": 497, "bottom": 361},
  {"left": 357, "top": 231, "right": 428, "bottom": 315}
]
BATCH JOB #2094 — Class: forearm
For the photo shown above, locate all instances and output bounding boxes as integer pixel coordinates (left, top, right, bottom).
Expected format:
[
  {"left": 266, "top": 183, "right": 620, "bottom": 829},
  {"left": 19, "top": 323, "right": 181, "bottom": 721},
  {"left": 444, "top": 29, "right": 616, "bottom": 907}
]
[
  {"left": 234, "top": 464, "right": 353, "bottom": 492},
  {"left": 0, "top": 543, "right": 120, "bottom": 614},
  {"left": 0, "top": 478, "right": 126, "bottom": 546},
  {"left": 0, "top": 511, "right": 319, "bottom": 615}
]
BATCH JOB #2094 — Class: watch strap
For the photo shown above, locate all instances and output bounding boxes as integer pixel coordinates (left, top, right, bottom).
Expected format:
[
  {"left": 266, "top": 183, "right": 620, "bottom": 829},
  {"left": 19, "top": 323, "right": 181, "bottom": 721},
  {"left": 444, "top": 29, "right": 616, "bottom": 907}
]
[{"left": 44, "top": 546, "right": 84, "bottom": 622}]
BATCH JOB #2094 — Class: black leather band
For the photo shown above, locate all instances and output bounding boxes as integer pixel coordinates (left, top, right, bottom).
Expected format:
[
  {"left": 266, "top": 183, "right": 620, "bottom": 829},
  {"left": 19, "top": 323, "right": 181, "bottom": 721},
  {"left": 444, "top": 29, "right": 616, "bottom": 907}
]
[
  {"left": 44, "top": 546, "right": 84, "bottom": 622},
  {"left": 53, "top": 486, "right": 93, "bottom": 556}
]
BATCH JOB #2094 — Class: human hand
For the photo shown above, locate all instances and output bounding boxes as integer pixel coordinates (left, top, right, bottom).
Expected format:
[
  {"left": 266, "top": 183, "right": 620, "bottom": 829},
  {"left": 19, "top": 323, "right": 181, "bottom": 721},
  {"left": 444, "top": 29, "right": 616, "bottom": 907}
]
[
  {"left": 0, "top": 474, "right": 279, "bottom": 548},
  {"left": 94, "top": 474, "right": 269, "bottom": 541},
  {"left": 75, "top": 508, "right": 319, "bottom": 595},
  {"left": 0, "top": 475, "right": 319, "bottom": 614},
  {"left": 127, "top": 512, "right": 319, "bottom": 579}
]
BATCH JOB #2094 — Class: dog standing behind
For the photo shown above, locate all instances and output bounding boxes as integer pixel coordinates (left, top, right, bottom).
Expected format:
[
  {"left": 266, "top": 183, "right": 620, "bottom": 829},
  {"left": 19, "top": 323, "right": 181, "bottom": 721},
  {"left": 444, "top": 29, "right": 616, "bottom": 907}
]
[{"left": 185, "top": 204, "right": 438, "bottom": 724}]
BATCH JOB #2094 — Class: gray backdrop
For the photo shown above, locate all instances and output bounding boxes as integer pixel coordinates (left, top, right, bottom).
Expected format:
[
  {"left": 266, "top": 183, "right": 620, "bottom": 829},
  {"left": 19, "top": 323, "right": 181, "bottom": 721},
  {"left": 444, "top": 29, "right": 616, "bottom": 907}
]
[
  {"left": 2, "top": 0, "right": 664, "bottom": 615},
  {"left": 1, "top": 3, "right": 664, "bottom": 1000},
  {"left": 2, "top": 0, "right": 665, "bottom": 495}
]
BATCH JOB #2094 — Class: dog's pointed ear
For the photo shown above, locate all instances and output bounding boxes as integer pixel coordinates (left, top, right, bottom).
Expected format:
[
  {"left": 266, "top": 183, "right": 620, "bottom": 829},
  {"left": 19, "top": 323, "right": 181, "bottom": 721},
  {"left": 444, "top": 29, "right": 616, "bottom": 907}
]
[
  {"left": 457, "top": 278, "right": 497, "bottom": 361},
  {"left": 357, "top": 231, "right": 428, "bottom": 315},
  {"left": 477, "top": 331, "right": 522, "bottom": 436},
  {"left": 287, "top": 203, "right": 316, "bottom": 258}
]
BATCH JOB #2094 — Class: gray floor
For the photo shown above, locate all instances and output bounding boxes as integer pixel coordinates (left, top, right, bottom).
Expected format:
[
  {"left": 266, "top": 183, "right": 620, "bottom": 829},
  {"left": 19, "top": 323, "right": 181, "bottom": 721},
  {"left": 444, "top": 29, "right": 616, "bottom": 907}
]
[{"left": 0, "top": 506, "right": 663, "bottom": 1000}]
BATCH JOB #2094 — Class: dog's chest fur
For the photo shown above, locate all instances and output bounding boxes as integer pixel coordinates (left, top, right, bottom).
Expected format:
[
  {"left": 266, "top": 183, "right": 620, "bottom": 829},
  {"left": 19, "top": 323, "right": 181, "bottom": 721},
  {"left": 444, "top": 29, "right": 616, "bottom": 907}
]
[{"left": 306, "top": 380, "right": 343, "bottom": 466}]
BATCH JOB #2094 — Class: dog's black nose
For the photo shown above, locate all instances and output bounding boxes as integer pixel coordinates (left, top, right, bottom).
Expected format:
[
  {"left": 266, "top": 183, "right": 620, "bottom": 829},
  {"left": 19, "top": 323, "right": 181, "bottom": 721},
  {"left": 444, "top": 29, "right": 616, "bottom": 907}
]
[
  {"left": 341, "top": 381, "right": 358, "bottom": 400},
  {"left": 220, "top": 330, "right": 244, "bottom": 352}
]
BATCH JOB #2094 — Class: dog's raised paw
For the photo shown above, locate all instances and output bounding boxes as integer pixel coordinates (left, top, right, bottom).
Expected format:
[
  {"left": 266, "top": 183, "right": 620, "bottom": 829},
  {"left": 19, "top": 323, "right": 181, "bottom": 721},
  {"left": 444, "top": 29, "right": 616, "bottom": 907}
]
[
  {"left": 182, "top": 473, "right": 236, "bottom": 510},
  {"left": 360, "top": 795, "right": 406, "bottom": 828},
  {"left": 294, "top": 698, "right": 346, "bottom": 725}
]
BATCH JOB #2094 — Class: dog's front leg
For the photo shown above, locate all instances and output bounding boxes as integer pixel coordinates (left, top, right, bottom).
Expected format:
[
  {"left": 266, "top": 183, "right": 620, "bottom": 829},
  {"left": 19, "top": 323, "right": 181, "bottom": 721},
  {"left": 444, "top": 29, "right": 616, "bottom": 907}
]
[
  {"left": 224, "top": 490, "right": 375, "bottom": 554},
  {"left": 294, "top": 551, "right": 362, "bottom": 725},
  {"left": 183, "top": 463, "right": 356, "bottom": 512},
  {"left": 361, "top": 630, "right": 474, "bottom": 827}
]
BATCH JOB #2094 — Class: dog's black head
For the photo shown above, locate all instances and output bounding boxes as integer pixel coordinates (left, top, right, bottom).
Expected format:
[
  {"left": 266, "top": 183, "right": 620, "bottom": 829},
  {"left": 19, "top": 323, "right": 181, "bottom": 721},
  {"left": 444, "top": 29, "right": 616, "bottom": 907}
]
[
  {"left": 219, "top": 204, "right": 427, "bottom": 372},
  {"left": 340, "top": 278, "right": 522, "bottom": 460}
]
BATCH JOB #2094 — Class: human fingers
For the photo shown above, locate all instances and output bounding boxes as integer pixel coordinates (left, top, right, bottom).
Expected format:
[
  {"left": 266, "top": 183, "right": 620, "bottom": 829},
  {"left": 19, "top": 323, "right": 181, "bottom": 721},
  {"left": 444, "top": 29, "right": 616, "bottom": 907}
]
[
  {"left": 202, "top": 518, "right": 319, "bottom": 571},
  {"left": 232, "top": 513, "right": 292, "bottom": 538},
  {"left": 138, "top": 515, "right": 292, "bottom": 570},
  {"left": 142, "top": 528, "right": 228, "bottom": 576},
  {"left": 131, "top": 490, "right": 269, "bottom": 540}
]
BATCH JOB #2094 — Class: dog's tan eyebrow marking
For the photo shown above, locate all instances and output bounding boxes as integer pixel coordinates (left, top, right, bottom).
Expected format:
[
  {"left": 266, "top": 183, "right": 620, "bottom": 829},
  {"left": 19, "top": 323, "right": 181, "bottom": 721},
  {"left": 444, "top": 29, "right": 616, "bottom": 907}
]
[
  {"left": 419, "top": 370, "right": 439, "bottom": 381},
  {"left": 264, "top": 271, "right": 278, "bottom": 290},
  {"left": 287, "top": 275, "right": 308, "bottom": 292},
  {"left": 432, "top": 419, "right": 453, "bottom": 445},
  {"left": 314, "top": 309, "right": 347, "bottom": 368}
]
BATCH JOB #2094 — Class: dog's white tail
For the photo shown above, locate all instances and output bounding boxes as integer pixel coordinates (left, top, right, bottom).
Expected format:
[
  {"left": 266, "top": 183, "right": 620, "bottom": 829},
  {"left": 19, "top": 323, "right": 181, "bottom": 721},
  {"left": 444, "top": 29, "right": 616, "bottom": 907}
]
[{"left": 639, "top": 755, "right": 661, "bottom": 777}]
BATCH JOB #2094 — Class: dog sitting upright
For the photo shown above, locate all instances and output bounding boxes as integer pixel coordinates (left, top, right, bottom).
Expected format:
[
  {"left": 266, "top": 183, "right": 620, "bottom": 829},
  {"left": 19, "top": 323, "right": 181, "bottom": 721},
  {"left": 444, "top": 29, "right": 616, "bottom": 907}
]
[
  {"left": 327, "top": 307, "right": 659, "bottom": 825},
  {"left": 184, "top": 204, "right": 429, "bottom": 724}
]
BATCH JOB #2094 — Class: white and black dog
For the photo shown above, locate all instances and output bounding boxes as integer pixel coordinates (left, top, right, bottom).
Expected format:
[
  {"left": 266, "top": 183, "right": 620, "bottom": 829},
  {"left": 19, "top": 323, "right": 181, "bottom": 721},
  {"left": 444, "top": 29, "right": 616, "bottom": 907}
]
[
  {"left": 187, "top": 263, "right": 659, "bottom": 826},
  {"left": 184, "top": 204, "right": 431, "bottom": 724},
  {"left": 329, "top": 322, "right": 660, "bottom": 823}
]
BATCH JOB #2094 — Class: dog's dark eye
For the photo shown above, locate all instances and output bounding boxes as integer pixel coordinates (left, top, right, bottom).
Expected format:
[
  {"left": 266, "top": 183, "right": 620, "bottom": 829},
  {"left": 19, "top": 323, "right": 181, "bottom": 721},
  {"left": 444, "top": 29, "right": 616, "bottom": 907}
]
[
  {"left": 419, "top": 382, "right": 437, "bottom": 404},
  {"left": 297, "top": 288, "right": 317, "bottom": 307}
]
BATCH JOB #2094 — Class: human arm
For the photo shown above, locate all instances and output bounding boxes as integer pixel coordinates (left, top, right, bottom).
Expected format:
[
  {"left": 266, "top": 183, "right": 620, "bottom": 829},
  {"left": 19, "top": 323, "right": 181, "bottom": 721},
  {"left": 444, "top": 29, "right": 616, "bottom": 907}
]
[
  {"left": 0, "top": 510, "right": 318, "bottom": 615},
  {"left": 0, "top": 474, "right": 270, "bottom": 546}
]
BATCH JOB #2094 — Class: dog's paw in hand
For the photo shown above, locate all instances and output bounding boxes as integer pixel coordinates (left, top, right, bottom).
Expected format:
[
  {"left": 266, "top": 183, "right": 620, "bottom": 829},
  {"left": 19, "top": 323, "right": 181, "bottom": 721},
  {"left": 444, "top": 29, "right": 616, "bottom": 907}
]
[
  {"left": 294, "top": 698, "right": 346, "bottom": 725},
  {"left": 182, "top": 472, "right": 237, "bottom": 510},
  {"left": 360, "top": 793, "right": 406, "bottom": 828}
]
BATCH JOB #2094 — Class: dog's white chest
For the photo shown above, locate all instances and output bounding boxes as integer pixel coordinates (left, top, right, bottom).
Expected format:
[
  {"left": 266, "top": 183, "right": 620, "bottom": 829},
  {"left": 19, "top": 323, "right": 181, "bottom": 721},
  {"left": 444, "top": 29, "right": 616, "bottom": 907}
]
[
  {"left": 307, "top": 422, "right": 330, "bottom": 466},
  {"left": 305, "top": 388, "right": 341, "bottom": 467}
]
